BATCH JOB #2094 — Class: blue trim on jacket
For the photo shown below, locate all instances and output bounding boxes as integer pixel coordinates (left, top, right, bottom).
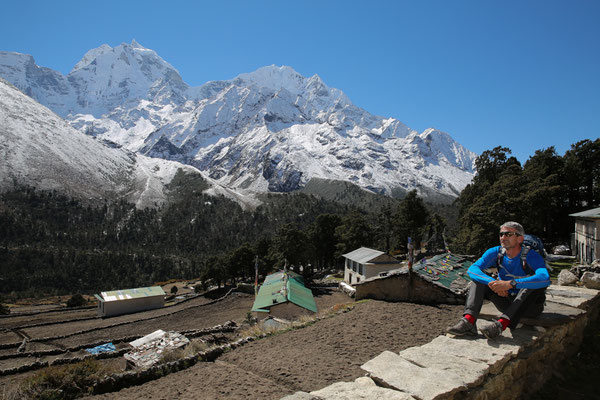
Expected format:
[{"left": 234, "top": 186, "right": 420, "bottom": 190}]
[{"left": 467, "top": 246, "right": 550, "bottom": 293}]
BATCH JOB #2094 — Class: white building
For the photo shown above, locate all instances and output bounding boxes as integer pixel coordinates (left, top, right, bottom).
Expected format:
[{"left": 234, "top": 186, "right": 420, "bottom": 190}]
[
  {"left": 570, "top": 207, "right": 600, "bottom": 264},
  {"left": 342, "top": 247, "right": 403, "bottom": 285},
  {"left": 95, "top": 286, "right": 165, "bottom": 317}
]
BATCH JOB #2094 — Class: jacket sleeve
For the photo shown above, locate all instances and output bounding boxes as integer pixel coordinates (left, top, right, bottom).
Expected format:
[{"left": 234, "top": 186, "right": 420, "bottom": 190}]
[
  {"left": 514, "top": 250, "right": 551, "bottom": 289},
  {"left": 467, "top": 247, "right": 498, "bottom": 285}
]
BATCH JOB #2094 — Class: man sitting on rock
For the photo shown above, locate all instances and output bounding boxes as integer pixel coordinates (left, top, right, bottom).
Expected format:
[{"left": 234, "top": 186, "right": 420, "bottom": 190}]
[{"left": 447, "top": 222, "right": 551, "bottom": 339}]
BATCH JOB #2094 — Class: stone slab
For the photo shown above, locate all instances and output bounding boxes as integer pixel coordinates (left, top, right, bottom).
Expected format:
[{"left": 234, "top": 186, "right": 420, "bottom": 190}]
[
  {"left": 479, "top": 298, "right": 585, "bottom": 327},
  {"left": 397, "top": 345, "right": 489, "bottom": 388},
  {"left": 313, "top": 377, "right": 416, "bottom": 400},
  {"left": 426, "top": 332, "right": 532, "bottom": 374},
  {"left": 545, "top": 285, "right": 599, "bottom": 308},
  {"left": 280, "top": 392, "right": 320, "bottom": 400},
  {"left": 361, "top": 350, "right": 468, "bottom": 400},
  {"left": 281, "top": 377, "right": 416, "bottom": 400}
]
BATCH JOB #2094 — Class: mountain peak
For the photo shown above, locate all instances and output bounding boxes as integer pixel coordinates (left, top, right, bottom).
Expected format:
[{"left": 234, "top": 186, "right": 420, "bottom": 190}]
[
  {"left": 234, "top": 65, "right": 307, "bottom": 94},
  {"left": 71, "top": 44, "right": 113, "bottom": 73},
  {"left": 0, "top": 43, "right": 477, "bottom": 201},
  {"left": 130, "top": 39, "right": 145, "bottom": 49}
]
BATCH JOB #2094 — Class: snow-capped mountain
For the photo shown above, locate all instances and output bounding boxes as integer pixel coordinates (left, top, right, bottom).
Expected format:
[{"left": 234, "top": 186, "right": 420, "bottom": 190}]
[
  {"left": 0, "top": 41, "right": 477, "bottom": 201},
  {"left": 0, "top": 77, "right": 258, "bottom": 209}
]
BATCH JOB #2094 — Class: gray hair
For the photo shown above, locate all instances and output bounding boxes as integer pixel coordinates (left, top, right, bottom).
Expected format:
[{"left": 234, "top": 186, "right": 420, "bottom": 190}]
[{"left": 501, "top": 221, "right": 525, "bottom": 236}]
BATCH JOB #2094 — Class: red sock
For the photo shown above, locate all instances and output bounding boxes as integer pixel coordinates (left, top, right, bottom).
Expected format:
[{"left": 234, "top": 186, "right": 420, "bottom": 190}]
[
  {"left": 498, "top": 318, "right": 510, "bottom": 330},
  {"left": 464, "top": 314, "right": 476, "bottom": 324}
]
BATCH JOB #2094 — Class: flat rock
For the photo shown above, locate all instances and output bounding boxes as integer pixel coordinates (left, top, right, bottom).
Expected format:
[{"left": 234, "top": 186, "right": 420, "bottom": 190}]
[
  {"left": 426, "top": 333, "right": 532, "bottom": 374},
  {"left": 281, "top": 392, "right": 320, "bottom": 400},
  {"left": 479, "top": 299, "right": 584, "bottom": 327},
  {"left": 397, "top": 345, "right": 489, "bottom": 388},
  {"left": 545, "top": 285, "right": 599, "bottom": 308},
  {"left": 281, "top": 377, "right": 416, "bottom": 400},
  {"left": 314, "top": 377, "right": 415, "bottom": 400},
  {"left": 361, "top": 350, "right": 468, "bottom": 400}
]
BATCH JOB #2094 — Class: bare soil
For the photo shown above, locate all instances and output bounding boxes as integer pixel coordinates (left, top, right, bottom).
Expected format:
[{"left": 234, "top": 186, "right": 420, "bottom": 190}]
[{"left": 0, "top": 289, "right": 464, "bottom": 400}]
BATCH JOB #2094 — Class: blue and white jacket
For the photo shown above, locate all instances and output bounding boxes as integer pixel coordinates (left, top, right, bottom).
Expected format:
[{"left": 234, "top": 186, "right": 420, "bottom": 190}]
[{"left": 467, "top": 246, "right": 551, "bottom": 294}]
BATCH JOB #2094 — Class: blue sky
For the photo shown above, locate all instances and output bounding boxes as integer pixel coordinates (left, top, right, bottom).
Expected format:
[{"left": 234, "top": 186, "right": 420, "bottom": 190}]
[{"left": 1, "top": 0, "right": 598, "bottom": 163}]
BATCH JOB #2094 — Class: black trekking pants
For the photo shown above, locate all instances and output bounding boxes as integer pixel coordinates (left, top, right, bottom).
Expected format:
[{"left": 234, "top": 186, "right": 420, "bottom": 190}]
[{"left": 463, "top": 281, "right": 546, "bottom": 329}]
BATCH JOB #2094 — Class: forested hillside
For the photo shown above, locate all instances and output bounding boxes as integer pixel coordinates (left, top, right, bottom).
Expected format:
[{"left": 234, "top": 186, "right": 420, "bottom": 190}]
[
  {"left": 1, "top": 138, "right": 597, "bottom": 300},
  {"left": 452, "top": 139, "right": 599, "bottom": 255},
  {"left": 0, "top": 174, "right": 445, "bottom": 299}
]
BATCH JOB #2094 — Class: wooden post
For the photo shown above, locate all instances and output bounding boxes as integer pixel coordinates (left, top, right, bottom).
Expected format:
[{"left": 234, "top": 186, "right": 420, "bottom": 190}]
[{"left": 254, "top": 255, "right": 259, "bottom": 297}]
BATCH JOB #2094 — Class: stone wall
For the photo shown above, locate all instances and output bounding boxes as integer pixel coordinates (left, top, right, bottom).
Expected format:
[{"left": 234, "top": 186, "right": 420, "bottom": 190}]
[
  {"left": 284, "top": 285, "right": 600, "bottom": 400},
  {"left": 354, "top": 269, "right": 465, "bottom": 304}
]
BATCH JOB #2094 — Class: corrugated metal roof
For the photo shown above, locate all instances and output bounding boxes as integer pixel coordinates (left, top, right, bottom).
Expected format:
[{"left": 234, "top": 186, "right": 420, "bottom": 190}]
[
  {"left": 252, "top": 279, "right": 286, "bottom": 311},
  {"left": 288, "top": 279, "right": 317, "bottom": 313},
  {"left": 413, "top": 253, "right": 473, "bottom": 292},
  {"left": 251, "top": 271, "right": 316, "bottom": 313},
  {"left": 342, "top": 247, "right": 385, "bottom": 264},
  {"left": 100, "top": 286, "right": 165, "bottom": 302},
  {"left": 569, "top": 207, "right": 600, "bottom": 218},
  {"left": 263, "top": 270, "right": 303, "bottom": 285}
]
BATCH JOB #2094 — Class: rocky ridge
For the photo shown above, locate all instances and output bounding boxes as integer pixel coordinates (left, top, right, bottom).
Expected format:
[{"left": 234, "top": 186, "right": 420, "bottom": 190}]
[{"left": 0, "top": 41, "right": 478, "bottom": 202}]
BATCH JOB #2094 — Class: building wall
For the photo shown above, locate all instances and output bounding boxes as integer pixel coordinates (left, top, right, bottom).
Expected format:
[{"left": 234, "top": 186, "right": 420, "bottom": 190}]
[
  {"left": 364, "top": 264, "right": 403, "bottom": 280},
  {"left": 268, "top": 302, "right": 314, "bottom": 320},
  {"left": 344, "top": 259, "right": 403, "bottom": 285},
  {"left": 354, "top": 270, "right": 465, "bottom": 304},
  {"left": 99, "top": 295, "right": 164, "bottom": 317},
  {"left": 573, "top": 218, "right": 600, "bottom": 264}
]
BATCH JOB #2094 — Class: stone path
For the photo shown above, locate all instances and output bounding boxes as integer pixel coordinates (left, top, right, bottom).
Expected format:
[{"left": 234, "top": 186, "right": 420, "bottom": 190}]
[{"left": 282, "top": 285, "right": 599, "bottom": 400}]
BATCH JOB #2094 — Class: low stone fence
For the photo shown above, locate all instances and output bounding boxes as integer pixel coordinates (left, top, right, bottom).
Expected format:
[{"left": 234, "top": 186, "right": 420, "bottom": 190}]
[
  {"left": 92, "top": 334, "right": 252, "bottom": 395},
  {"left": 0, "top": 321, "right": 238, "bottom": 377},
  {"left": 0, "top": 287, "right": 238, "bottom": 350},
  {"left": 284, "top": 285, "right": 599, "bottom": 400}
]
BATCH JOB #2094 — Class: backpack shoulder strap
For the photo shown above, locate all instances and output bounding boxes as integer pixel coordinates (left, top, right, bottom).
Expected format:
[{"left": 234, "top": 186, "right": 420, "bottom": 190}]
[
  {"left": 496, "top": 247, "right": 506, "bottom": 269},
  {"left": 520, "top": 245, "right": 535, "bottom": 276}
]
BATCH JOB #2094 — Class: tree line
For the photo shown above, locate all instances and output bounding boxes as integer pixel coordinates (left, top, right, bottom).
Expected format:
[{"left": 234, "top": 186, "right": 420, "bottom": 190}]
[
  {"left": 0, "top": 181, "right": 443, "bottom": 298},
  {"left": 452, "top": 139, "right": 599, "bottom": 255}
]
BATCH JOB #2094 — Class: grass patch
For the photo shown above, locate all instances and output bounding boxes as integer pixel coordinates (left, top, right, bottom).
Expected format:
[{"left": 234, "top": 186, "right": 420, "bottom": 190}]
[
  {"left": 548, "top": 259, "right": 576, "bottom": 279},
  {"left": 16, "top": 359, "right": 120, "bottom": 400}
]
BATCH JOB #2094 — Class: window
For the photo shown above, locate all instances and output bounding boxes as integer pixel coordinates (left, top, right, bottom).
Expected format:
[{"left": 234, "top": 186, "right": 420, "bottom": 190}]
[{"left": 358, "top": 264, "right": 363, "bottom": 275}]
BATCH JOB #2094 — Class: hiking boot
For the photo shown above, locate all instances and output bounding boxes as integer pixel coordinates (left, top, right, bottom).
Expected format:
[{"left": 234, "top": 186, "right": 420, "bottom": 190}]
[
  {"left": 480, "top": 320, "right": 504, "bottom": 339},
  {"left": 446, "top": 317, "right": 477, "bottom": 336}
]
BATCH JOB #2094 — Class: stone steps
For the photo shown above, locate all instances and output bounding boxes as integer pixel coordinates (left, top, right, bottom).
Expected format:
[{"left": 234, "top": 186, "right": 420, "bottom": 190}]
[{"left": 282, "top": 285, "right": 599, "bottom": 400}]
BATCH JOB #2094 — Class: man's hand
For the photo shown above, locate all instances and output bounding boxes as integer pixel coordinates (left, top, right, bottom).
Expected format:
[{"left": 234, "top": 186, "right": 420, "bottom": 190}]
[{"left": 488, "top": 280, "right": 512, "bottom": 297}]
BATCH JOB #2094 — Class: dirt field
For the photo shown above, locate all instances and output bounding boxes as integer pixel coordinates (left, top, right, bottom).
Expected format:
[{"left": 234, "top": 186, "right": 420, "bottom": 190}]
[{"left": 0, "top": 288, "right": 464, "bottom": 399}]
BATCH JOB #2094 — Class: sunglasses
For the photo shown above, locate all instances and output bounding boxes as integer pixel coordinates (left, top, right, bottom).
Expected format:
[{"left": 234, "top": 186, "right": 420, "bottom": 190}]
[{"left": 499, "top": 231, "right": 521, "bottom": 237}]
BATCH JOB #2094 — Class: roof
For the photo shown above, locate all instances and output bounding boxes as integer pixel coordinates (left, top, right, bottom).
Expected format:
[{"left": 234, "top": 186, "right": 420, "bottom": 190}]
[
  {"left": 251, "top": 270, "right": 317, "bottom": 313},
  {"left": 262, "top": 270, "right": 304, "bottom": 285},
  {"left": 342, "top": 247, "right": 399, "bottom": 264},
  {"left": 569, "top": 207, "right": 600, "bottom": 219},
  {"left": 413, "top": 253, "right": 473, "bottom": 294},
  {"left": 99, "top": 286, "right": 166, "bottom": 302}
]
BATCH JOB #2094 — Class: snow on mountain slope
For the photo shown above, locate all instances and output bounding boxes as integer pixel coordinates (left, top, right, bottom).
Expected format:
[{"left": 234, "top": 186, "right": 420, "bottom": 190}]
[
  {"left": 0, "top": 41, "right": 477, "bottom": 201},
  {"left": 0, "top": 77, "right": 257, "bottom": 209},
  {"left": 0, "top": 77, "right": 131, "bottom": 199}
]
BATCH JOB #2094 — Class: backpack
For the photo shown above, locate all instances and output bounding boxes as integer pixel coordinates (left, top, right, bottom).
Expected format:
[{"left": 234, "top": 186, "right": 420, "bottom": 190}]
[{"left": 496, "top": 234, "right": 551, "bottom": 276}]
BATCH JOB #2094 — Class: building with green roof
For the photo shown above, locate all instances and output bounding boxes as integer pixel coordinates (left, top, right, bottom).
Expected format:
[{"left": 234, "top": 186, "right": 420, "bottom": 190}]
[
  {"left": 95, "top": 286, "right": 166, "bottom": 317},
  {"left": 251, "top": 270, "right": 317, "bottom": 320}
]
